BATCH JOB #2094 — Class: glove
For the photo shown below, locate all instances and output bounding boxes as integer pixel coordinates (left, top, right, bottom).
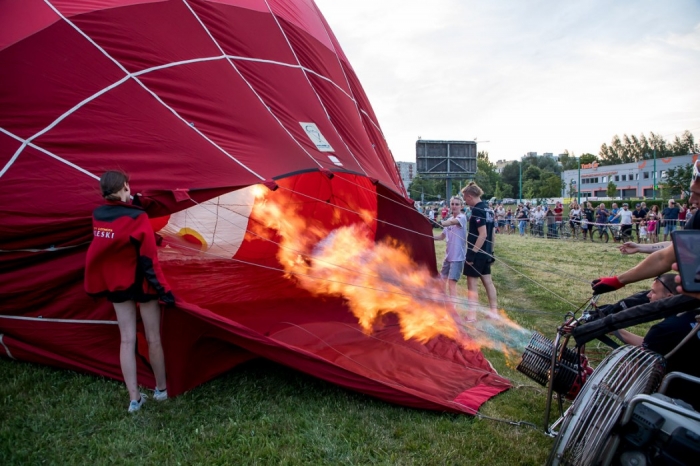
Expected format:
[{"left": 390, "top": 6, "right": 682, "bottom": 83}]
[
  {"left": 591, "top": 276, "right": 624, "bottom": 295},
  {"left": 159, "top": 290, "right": 176, "bottom": 308}
]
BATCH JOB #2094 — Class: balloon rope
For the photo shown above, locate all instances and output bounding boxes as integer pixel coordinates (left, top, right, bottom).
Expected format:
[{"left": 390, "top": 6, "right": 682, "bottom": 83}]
[
  {"left": 187, "top": 195, "right": 576, "bottom": 308},
  {"left": 273, "top": 186, "right": 582, "bottom": 308}
]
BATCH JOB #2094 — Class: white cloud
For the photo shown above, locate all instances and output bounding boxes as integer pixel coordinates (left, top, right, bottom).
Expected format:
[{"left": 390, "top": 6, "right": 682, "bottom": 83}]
[{"left": 316, "top": 0, "right": 700, "bottom": 161}]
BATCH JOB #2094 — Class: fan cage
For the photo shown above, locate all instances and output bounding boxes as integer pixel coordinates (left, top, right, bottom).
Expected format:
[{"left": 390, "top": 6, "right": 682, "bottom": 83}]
[
  {"left": 548, "top": 345, "right": 665, "bottom": 466},
  {"left": 517, "top": 332, "right": 582, "bottom": 396}
]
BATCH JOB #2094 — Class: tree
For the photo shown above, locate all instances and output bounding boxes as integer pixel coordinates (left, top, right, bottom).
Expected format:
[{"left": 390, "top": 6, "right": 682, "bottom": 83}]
[
  {"left": 606, "top": 180, "right": 618, "bottom": 198},
  {"left": 559, "top": 150, "right": 580, "bottom": 170},
  {"left": 597, "top": 130, "right": 698, "bottom": 166},
  {"left": 579, "top": 153, "right": 597, "bottom": 165},
  {"left": 523, "top": 165, "right": 541, "bottom": 181},
  {"left": 661, "top": 163, "right": 694, "bottom": 198},
  {"left": 523, "top": 180, "right": 536, "bottom": 199},
  {"left": 407, "top": 175, "right": 443, "bottom": 202},
  {"left": 499, "top": 182, "right": 514, "bottom": 199},
  {"left": 475, "top": 158, "right": 499, "bottom": 199},
  {"left": 539, "top": 173, "right": 564, "bottom": 198},
  {"left": 500, "top": 161, "right": 522, "bottom": 194},
  {"left": 493, "top": 181, "right": 504, "bottom": 200}
]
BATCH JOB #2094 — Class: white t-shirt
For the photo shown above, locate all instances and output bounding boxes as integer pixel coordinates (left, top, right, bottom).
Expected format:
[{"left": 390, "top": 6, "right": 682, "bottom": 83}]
[
  {"left": 444, "top": 214, "right": 468, "bottom": 262},
  {"left": 570, "top": 208, "right": 581, "bottom": 219},
  {"left": 619, "top": 209, "right": 633, "bottom": 224}
]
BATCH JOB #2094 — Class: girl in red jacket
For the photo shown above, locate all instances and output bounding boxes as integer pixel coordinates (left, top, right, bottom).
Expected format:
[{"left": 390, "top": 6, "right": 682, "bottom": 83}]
[{"left": 85, "top": 170, "right": 174, "bottom": 412}]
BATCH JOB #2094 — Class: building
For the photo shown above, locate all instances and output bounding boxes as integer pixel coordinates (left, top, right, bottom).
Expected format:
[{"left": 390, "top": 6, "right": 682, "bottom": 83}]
[
  {"left": 396, "top": 161, "right": 416, "bottom": 190},
  {"left": 495, "top": 159, "right": 509, "bottom": 174},
  {"left": 561, "top": 153, "right": 699, "bottom": 200}
]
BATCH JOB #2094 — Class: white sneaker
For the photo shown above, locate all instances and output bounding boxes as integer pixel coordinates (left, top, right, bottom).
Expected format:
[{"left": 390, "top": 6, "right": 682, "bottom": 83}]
[
  {"left": 128, "top": 393, "right": 147, "bottom": 413},
  {"left": 153, "top": 387, "right": 168, "bottom": 401}
]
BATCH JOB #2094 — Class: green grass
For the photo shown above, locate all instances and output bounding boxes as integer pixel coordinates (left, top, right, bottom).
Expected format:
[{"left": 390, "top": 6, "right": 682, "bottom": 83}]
[{"left": 1, "top": 234, "right": 655, "bottom": 465}]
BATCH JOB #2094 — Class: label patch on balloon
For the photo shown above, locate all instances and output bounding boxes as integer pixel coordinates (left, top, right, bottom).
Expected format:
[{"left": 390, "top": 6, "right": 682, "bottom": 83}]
[{"left": 300, "top": 122, "right": 334, "bottom": 152}]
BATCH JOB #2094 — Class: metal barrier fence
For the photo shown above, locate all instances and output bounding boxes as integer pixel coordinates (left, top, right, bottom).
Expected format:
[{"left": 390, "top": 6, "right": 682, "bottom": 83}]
[{"left": 498, "top": 218, "right": 689, "bottom": 242}]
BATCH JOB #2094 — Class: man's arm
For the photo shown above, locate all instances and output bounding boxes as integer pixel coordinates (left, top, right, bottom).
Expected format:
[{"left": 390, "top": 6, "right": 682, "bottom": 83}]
[
  {"left": 441, "top": 217, "right": 460, "bottom": 226},
  {"left": 618, "top": 246, "right": 675, "bottom": 284},
  {"left": 615, "top": 329, "right": 644, "bottom": 346},
  {"left": 467, "top": 225, "right": 487, "bottom": 262},
  {"left": 619, "top": 241, "right": 671, "bottom": 255},
  {"left": 593, "top": 245, "right": 676, "bottom": 294}
]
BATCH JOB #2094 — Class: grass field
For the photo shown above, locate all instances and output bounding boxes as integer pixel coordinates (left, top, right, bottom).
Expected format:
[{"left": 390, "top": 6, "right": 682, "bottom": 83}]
[{"left": 0, "top": 234, "right": 653, "bottom": 465}]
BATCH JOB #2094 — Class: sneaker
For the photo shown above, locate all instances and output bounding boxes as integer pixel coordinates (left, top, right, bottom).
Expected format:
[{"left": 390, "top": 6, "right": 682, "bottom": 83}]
[
  {"left": 153, "top": 387, "right": 168, "bottom": 401},
  {"left": 128, "top": 393, "right": 147, "bottom": 413}
]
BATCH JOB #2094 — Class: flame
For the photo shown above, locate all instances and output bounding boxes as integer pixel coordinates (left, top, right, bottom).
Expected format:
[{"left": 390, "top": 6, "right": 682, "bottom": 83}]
[{"left": 249, "top": 186, "right": 531, "bottom": 354}]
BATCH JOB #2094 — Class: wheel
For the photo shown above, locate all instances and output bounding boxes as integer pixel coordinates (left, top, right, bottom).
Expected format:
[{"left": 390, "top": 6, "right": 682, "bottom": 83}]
[
  {"left": 560, "top": 224, "right": 572, "bottom": 239},
  {"left": 593, "top": 229, "right": 609, "bottom": 243}
]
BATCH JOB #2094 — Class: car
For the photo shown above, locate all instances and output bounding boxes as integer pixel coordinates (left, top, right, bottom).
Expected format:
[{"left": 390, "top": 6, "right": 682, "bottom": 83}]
[{"left": 502, "top": 198, "right": 516, "bottom": 205}]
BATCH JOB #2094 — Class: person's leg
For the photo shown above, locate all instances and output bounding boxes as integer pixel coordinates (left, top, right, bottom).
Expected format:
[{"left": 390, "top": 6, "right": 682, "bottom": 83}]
[
  {"left": 466, "top": 276, "right": 479, "bottom": 320},
  {"left": 480, "top": 274, "right": 498, "bottom": 313},
  {"left": 446, "top": 278, "right": 457, "bottom": 299},
  {"left": 113, "top": 301, "right": 140, "bottom": 402},
  {"left": 139, "top": 300, "right": 167, "bottom": 392}
]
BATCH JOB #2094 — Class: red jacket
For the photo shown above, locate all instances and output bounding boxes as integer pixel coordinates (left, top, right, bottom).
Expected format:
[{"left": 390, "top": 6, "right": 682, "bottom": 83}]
[{"left": 85, "top": 200, "right": 171, "bottom": 301}]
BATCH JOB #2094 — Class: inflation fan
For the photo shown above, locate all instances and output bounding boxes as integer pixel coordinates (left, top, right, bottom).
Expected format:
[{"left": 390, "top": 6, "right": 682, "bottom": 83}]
[{"left": 516, "top": 299, "right": 700, "bottom": 465}]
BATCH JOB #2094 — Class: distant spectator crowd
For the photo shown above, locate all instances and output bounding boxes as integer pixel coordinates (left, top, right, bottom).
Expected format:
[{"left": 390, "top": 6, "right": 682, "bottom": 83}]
[{"left": 419, "top": 198, "right": 697, "bottom": 243}]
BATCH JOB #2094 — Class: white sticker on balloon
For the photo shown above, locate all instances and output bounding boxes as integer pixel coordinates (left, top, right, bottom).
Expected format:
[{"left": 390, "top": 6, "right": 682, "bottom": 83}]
[
  {"left": 300, "top": 122, "right": 334, "bottom": 152},
  {"left": 327, "top": 155, "right": 343, "bottom": 166}
]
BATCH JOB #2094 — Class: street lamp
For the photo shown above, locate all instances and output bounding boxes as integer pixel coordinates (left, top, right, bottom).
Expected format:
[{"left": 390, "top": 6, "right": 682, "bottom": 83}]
[
  {"left": 578, "top": 156, "right": 581, "bottom": 204},
  {"left": 652, "top": 149, "right": 657, "bottom": 200},
  {"left": 519, "top": 157, "right": 522, "bottom": 203}
]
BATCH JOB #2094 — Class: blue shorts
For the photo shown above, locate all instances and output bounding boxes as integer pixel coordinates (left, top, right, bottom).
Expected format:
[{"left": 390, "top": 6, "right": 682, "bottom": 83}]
[
  {"left": 441, "top": 260, "right": 464, "bottom": 281},
  {"left": 664, "top": 222, "right": 677, "bottom": 235}
]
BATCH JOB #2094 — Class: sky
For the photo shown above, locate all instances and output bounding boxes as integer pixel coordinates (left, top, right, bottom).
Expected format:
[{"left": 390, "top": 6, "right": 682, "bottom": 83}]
[{"left": 314, "top": 0, "right": 700, "bottom": 163}]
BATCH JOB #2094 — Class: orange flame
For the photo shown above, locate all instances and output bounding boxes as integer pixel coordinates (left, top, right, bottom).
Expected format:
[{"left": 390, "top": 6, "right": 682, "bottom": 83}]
[{"left": 250, "top": 187, "right": 531, "bottom": 353}]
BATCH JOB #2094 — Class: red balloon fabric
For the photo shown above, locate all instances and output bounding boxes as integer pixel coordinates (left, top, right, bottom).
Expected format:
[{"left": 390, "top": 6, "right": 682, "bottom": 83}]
[{"left": 0, "top": 0, "right": 509, "bottom": 413}]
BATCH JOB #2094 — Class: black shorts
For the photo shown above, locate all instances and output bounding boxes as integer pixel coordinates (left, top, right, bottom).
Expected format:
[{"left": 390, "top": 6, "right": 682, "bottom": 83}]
[
  {"left": 463, "top": 255, "right": 492, "bottom": 277},
  {"left": 106, "top": 283, "right": 158, "bottom": 304}
]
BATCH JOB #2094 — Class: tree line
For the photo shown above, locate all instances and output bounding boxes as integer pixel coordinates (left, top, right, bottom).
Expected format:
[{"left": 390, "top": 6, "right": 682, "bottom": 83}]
[{"left": 406, "top": 130, "right": 698, "bottom": 202}]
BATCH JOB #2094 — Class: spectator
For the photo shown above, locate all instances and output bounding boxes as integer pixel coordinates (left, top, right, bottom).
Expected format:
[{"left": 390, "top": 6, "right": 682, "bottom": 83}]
[
  {"left": 553, "top": 202, "right": 563, "bottom": 237},
  {"left": 661, "top": 199, "right": 681, "bottom": 241},
  {"left": 686, "top": 205, "right": 698, "bottom": 229},
  {"left": 516, "top": 206, "right": 528, "bottom": 236},
  {"left": 678, "top": 203, "right": 688, "bottom": 229},
  {"left": 433, "top": 196, "right": 467, "bottom": 301},
  {"left": 639, "top": 220, "right": 648, "bottom": 243},
  {"left": 648, "top": 205, "right": 660, "bottom": 243},
  {"left": 532, "top": 205, "right": 545, "bottom": 237},
  {"left": 611, "top": 203, "right": 633, "bottom": 241},
  {"left": 495, "top": 203, "right": 506, "bottom": 234},
  {"left": 595, "top": 203, "right": 609, "bottom": 237},
  {"left": 440, "top": 204, "right": 449, "bottom": 221},
  {"left": 546, "top": 208, "right": 556, "bottom": 238},
  {"left": 461, "top": 182, "right": 497, "bottom": 319},
  {"left": 632, "top": 203, "right": 646, "bottom": 241},
  {"left": 569, "top": 201, "right": 582, "bottom": 238},
  {"left": 581, "top": 202, "right": 595, "bottom": 241},
  {"left": 505, "top": 208, "right": 513, "bottom": 234}
]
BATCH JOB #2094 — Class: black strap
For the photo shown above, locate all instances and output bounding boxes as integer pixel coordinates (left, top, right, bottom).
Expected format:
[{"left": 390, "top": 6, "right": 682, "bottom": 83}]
[{"left": 596, "top": 334, "right": 620, "bottom": 349}]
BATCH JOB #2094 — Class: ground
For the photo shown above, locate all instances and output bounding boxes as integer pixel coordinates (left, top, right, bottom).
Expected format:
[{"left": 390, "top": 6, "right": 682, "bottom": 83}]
[{"left": 0, "top": 233, "right": 653, "bottom": 465}]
